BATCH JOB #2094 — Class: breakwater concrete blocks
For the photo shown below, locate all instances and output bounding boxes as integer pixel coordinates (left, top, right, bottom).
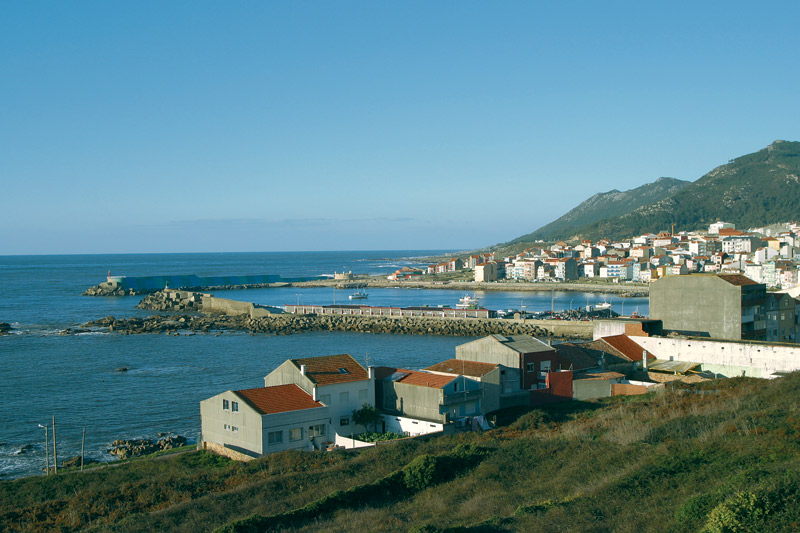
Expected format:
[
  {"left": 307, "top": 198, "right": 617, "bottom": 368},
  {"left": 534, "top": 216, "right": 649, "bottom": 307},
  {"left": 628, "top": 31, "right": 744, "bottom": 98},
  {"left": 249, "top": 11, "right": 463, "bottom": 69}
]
[{"left": 128, "top": 291, "right": 594, "bottom": 339}]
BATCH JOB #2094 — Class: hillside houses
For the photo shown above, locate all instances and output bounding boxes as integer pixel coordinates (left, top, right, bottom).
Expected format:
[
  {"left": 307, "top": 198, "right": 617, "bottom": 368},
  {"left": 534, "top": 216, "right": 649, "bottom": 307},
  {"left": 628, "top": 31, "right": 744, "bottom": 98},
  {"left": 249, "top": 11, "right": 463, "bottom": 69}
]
[{"left": 453, "top": 220, "right": 800, "bottom": 289}]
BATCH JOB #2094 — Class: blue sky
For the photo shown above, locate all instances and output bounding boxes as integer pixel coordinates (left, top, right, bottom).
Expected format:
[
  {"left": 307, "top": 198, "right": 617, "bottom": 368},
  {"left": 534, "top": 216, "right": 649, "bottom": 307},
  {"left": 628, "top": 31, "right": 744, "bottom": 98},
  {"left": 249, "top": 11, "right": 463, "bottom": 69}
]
[{"left": 2, "top": 2, "right": 798, "bottom": 254}]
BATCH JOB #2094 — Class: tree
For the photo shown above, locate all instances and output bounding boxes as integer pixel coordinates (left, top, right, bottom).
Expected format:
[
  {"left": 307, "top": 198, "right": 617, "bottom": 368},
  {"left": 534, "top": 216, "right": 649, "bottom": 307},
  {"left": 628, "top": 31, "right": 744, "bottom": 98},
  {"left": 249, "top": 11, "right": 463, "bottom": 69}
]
[{"left": 352, "top": 403, "right": 382, "bottom": 433}]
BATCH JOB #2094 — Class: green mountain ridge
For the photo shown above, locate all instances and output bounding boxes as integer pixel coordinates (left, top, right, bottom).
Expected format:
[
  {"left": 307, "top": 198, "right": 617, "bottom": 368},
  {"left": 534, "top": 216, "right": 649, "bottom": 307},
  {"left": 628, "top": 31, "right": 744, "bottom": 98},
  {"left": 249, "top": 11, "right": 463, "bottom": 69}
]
[
  {"left": 511, "top": 176, "right": 691, "bottom": 243},
  {"left": 512, "top": 140, "right": 800, "bottom": 243}
]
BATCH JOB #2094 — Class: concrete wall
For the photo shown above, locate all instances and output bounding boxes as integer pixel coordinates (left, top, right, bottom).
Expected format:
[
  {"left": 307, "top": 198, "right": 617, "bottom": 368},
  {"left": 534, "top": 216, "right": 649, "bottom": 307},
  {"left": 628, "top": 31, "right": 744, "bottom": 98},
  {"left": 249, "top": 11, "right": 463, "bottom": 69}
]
[
  {"left": 381, "top": 414, "right": 444, "bottom": 436},
  {"left": 573, "top": 379, "right": 612, "bottom": 401},
  {"left": 456, "top": 337, "right": 520, "bottom": 367},
  {"left": 635, "top": 336, "right": 800, "bottom": 378},
  {"left": 383, "top": 382, "right": 445, "bottom": 422},
  {"left": 650, "top": 275, "right": 743, "bottom": 339}
]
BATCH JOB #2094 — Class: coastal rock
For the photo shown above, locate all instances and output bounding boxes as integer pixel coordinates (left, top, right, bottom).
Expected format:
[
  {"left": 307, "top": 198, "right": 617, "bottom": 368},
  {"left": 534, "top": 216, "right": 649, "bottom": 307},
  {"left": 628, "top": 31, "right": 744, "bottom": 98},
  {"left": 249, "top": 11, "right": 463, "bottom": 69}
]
[
  {"left": 61, "top": 456, "right": 100, "bottom": 469},
  {"left": 108, "top": 435, "right": 187, "bottom": 460},
  {"left": 0, "top": 322, "right": 12, "bottom": 335}
]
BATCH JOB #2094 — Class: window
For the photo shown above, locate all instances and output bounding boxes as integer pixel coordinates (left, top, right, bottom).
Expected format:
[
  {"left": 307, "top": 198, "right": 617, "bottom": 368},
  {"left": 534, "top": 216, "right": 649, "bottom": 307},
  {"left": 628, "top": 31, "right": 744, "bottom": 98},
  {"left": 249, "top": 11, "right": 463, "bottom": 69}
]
[
  {"left": 309, "top": 424, "right": 325, "bottom": 437},
  {"left": 339, "top": 391, "right": 349, "bottom": 403},
  {"left": 232, "top": 426, "right": 238, "bottom": 433},
  {"left": 268, "top": 431, "right": 282, "bottom": 445},
  {"left": 540, "top": 361, "right": 552, "bottom": 371},
  {"left": 232, "top": 401, "right": 239, "bottom": 413},
  {"left": 526, "top": 363, "right": 535, "bottom": 372},
  {"left": 340, "top": 417, "right": 350, "bottom": 426},
  {"left": 222, "top": 399, "right": 229, "bottom": 410},
  {"left": 359, "top": 389, "right": 367, "bottom": 401},
  {"left": 320, "top": 394, "right": 331, "bottom": 405},
  {"left": 289, "top": 427, "right": 302, "bottom": 441},
  {"left": 338, "top": 368, "right": 350, "bottom": 374},
  {"left": 223, "top": 423, "right": 230, "bottom": 431}
]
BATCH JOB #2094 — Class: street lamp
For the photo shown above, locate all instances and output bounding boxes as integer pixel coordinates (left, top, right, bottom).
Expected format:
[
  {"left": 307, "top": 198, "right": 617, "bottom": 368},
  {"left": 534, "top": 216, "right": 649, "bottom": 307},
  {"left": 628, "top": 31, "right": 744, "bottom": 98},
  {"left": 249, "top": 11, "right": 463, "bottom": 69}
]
[{"left": 38, "top": 424, "right": 49, "bottom": 475}]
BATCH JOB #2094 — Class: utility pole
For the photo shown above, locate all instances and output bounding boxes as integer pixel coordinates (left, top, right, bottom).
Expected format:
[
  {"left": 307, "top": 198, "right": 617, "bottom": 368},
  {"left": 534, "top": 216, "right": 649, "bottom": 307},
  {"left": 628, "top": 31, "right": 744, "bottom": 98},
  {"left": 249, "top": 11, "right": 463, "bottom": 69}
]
[
  {"left": 38, "top": 424, "right": 49, "bottom": 475},
  {"left": 52, "top": 415, "right": 57, "bottom": 474},
  {"left": 81, "top": 427, "right": 86, "bottom": 472}
]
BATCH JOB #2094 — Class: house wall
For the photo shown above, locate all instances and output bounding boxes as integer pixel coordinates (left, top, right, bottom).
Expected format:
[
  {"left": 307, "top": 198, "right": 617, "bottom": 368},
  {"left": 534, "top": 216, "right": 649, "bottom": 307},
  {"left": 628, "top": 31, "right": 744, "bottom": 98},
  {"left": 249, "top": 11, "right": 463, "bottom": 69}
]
[
  {"left": 650, "top": 275, "right": 743, "bottom": 339},
  {"left": 258, "top": 407, "right": 331, "bottom": 453},
  {"left": 264, "top": 361, "right": 313, "bottom": 395},
  {"left": 200, "top": 391, "right": 264, "bottom": 456},
  {"left": 383, "top": 381, "right": 444, "bottom": 422},
  {"left": 456, "top": 337, "right": 520, "bottom": 367},
  {"left": 316, "top": 380, "right": 375, "bottom": 436},
  {"left": 634, "top": 336, "right": 800, "bottom": 377}
]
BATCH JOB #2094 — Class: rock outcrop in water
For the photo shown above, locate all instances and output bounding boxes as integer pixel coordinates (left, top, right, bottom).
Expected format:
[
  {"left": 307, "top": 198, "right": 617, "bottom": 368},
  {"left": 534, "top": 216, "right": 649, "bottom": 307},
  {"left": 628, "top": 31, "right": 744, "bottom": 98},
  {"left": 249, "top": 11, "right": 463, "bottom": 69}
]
[{"left": 0, "top": 322, "right": 12, "bottom": 335}]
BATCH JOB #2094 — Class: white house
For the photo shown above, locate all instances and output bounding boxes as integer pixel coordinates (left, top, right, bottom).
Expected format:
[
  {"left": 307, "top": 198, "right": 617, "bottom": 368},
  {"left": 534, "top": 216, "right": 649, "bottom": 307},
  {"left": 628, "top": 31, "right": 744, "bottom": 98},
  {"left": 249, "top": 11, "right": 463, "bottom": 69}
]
[
  {"left": 264, "top": 353, "right": 375, "bottom": 437},
  {"left": 200, "top": 384, "right": 330, "bottom": 459}
]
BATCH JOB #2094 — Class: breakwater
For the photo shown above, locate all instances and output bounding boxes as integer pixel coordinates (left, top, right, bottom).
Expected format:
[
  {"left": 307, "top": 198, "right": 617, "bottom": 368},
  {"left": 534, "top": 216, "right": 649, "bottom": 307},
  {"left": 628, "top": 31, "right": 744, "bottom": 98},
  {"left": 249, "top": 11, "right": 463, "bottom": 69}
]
[
  {"left": 78, "top": 290, "right": 594, "bottom": 339},
  {"left": 83, "top": 273, "right": 327, "bottom": 296}
]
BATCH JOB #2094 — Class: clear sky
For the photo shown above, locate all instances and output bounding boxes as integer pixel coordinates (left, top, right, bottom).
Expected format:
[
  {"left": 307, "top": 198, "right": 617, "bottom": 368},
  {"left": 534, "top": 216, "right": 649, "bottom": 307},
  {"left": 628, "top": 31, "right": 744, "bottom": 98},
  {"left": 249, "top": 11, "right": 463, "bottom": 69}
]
[{"left": 2, "top": 2, "right": 799, "bottom": 255}]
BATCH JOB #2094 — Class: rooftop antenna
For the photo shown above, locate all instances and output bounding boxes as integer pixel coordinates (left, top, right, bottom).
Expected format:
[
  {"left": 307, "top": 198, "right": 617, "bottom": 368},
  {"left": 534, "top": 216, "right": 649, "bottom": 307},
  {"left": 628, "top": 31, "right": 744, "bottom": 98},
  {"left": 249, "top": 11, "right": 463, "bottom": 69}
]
[{"left": 365, "top": 352, "right": 371, "bottom": 367}]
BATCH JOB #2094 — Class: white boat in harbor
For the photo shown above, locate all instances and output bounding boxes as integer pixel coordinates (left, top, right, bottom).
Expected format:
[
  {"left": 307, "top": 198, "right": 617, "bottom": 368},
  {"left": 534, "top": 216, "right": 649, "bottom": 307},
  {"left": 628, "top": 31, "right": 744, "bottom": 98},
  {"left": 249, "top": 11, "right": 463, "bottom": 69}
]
[
  {"left": 594, "top": 300, "right": 612, "bottom": 311},
  {"left": 349, "top": 290, "right": 368, "bottom": 300},
  {"left": 456, "top": 294, "right": 479, "bottom": 309}
]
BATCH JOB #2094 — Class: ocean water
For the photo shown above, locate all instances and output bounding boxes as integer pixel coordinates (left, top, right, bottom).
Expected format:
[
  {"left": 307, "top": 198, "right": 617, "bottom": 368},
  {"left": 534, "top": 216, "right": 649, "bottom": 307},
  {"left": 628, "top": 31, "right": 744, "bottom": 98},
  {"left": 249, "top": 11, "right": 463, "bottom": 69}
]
[{"left": 0, "top": 251, "right": 648, "bottom": 479}]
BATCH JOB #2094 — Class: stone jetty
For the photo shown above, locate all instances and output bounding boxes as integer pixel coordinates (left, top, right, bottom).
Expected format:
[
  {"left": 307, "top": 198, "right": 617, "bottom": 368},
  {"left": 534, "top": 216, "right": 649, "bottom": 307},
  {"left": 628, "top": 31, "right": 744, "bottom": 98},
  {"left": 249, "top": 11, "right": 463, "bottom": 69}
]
[
  {"left": 82, "top": 311, "right": 590, "bottom": 339},
  {"left": 78, "top": 290, "right": 595, "bottom": 339}
]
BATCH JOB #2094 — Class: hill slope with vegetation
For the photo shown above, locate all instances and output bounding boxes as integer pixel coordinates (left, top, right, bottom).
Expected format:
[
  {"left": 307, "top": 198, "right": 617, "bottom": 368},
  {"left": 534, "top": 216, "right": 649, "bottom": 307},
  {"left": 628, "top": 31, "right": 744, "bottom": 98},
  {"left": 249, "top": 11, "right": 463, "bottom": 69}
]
[
  {"left": 3, "top": 373, "right": 800, "bottom": 532},
  {"left": 512, "top": 177, "right": 690, "bottom": 243},
  {"left": 511, "top": 140, "right": 800, "bottom": 243}
]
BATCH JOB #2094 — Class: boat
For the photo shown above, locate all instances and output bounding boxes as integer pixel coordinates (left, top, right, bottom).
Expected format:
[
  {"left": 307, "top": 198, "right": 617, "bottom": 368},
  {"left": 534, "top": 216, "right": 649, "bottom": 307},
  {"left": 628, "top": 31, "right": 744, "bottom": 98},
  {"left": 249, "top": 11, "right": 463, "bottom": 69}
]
[
  {"left": 456, "top": 294, "right": 479, "bottom": 309},
  {"left": 594, "top": 300, "right": 612, "bottom": 311},
  {"left": 349, "top": 290, "right": 368, "bottom": 300}
]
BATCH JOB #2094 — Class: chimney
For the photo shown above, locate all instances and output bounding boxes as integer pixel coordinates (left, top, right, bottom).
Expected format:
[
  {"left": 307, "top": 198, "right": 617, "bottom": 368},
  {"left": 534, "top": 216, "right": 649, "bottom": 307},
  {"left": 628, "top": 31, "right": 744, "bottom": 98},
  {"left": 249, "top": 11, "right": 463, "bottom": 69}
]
[
  {"left": 368, "top": 366, "right": 374, "bottom": 380},
  {"left": 300, "top": 364, "right": 307, "bottom": 375},
  {"left": 642, "top": 350, "right": 648, "bottom": 371}
]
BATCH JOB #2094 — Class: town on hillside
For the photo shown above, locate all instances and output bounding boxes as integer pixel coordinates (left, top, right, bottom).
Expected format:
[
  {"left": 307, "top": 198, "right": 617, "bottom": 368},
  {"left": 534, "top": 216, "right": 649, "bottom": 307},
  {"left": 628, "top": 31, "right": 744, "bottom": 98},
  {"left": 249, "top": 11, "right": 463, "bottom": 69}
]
[
  {"left": 388, "top": 220, "right": 800, "bottom": 292},
  {"left": 198, "top": 220, "right": 800, "bottom": 462}
]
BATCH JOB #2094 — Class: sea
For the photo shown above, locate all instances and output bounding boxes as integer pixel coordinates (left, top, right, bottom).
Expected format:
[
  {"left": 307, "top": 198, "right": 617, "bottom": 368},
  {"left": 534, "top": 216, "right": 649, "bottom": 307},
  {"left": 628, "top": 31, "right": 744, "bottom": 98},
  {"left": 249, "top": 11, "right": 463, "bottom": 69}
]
[{"left": 0, "top": 251, "right": 648, "bottom": 480}]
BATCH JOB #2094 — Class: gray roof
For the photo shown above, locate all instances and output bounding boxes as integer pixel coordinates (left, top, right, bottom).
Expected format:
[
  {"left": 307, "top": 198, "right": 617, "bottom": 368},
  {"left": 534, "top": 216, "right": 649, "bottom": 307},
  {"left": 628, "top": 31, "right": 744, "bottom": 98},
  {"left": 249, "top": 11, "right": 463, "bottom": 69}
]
[{"left": 490, "top": 334, "right": 553, "bottom": 354}]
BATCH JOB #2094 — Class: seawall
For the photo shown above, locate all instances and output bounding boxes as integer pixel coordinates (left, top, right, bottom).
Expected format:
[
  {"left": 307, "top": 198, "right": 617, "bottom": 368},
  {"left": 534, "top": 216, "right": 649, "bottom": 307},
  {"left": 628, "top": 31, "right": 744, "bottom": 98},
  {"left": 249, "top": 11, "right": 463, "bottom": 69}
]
[{"left": 112, "top": 290, "right": 594, "bottom": 339}]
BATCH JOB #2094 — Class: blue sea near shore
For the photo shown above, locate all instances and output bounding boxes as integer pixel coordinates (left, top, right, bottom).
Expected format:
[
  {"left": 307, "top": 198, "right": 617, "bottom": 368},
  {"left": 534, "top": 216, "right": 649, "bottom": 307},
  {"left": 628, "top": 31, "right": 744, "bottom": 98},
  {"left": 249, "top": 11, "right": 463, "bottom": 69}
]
[{"left": 0, "top": 251, "right": 648, "bottom": 480}]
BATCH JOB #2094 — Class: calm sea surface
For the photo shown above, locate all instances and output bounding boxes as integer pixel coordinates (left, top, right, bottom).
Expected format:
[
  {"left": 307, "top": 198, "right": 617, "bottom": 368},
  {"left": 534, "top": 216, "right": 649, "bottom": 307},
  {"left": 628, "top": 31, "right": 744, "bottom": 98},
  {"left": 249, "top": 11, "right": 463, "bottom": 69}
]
[{"left": 0, "top": 251, "right": 648, "bottom": 479}]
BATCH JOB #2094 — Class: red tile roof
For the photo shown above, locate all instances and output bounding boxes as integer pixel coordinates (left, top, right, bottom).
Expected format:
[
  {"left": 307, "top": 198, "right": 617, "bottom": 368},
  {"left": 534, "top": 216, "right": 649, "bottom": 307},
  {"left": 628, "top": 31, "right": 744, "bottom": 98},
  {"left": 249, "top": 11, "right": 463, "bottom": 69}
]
[
  {"left": 717, "top": 274, "right": 760, "bottom": 286},
  {"left": 375, "top": 366, "right": 455, "bottom": 389},
  {"left": 598, "top": 335, "right": 654, "bottom": 362},
  {"left": 424, "top": 359, "right": 499, "bottom": 377},
  {"left": 234, "top": 384, "right": 323, "bottom": 415},
  {"left": 292, "top": 354, "right": 369, "bottom": 385}
]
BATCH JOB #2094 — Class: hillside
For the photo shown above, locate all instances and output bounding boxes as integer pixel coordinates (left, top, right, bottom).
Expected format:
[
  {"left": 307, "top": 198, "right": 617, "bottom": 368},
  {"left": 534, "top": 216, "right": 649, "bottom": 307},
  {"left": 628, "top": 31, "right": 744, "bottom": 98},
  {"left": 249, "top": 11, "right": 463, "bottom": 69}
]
[
  {"left": 3, "top": 373, "right": 800, "bottom": 532},
  {"left": 511, "top": 140, "right": 800, "bottom": 243},
  {"left": 511, "top": 177, "right": 691, "bottom": 243}
]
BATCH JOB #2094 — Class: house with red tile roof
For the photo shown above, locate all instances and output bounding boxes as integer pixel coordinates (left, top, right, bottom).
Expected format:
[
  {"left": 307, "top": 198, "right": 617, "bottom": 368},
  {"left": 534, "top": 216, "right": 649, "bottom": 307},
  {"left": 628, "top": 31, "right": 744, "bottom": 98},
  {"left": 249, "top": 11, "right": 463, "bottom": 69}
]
[
  {"left": 424, "top": 359, "right": 502, "bottom": 412},
  {"left": 374, "top": 366, "right": 483, "bottom": 434},
  {"left": 264, "top": 353, "right": 375, "bottom": 437},
  {"left": 200, "top": 383, "right": 330, "bottom": 459}
]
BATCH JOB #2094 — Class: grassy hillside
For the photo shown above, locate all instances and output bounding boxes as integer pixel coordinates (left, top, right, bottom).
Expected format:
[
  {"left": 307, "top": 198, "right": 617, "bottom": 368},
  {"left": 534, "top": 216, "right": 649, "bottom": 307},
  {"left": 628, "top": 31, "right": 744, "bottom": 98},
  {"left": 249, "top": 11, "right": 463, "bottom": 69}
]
[
  {"left": 573, "top": 140, "right": 800, "bottom": 240},
  {"left": 3, "top": 374, "right": 800, "bottom": 532},
  {"left": 511, "top": 177, "right": 690, "bottom": 243}
]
